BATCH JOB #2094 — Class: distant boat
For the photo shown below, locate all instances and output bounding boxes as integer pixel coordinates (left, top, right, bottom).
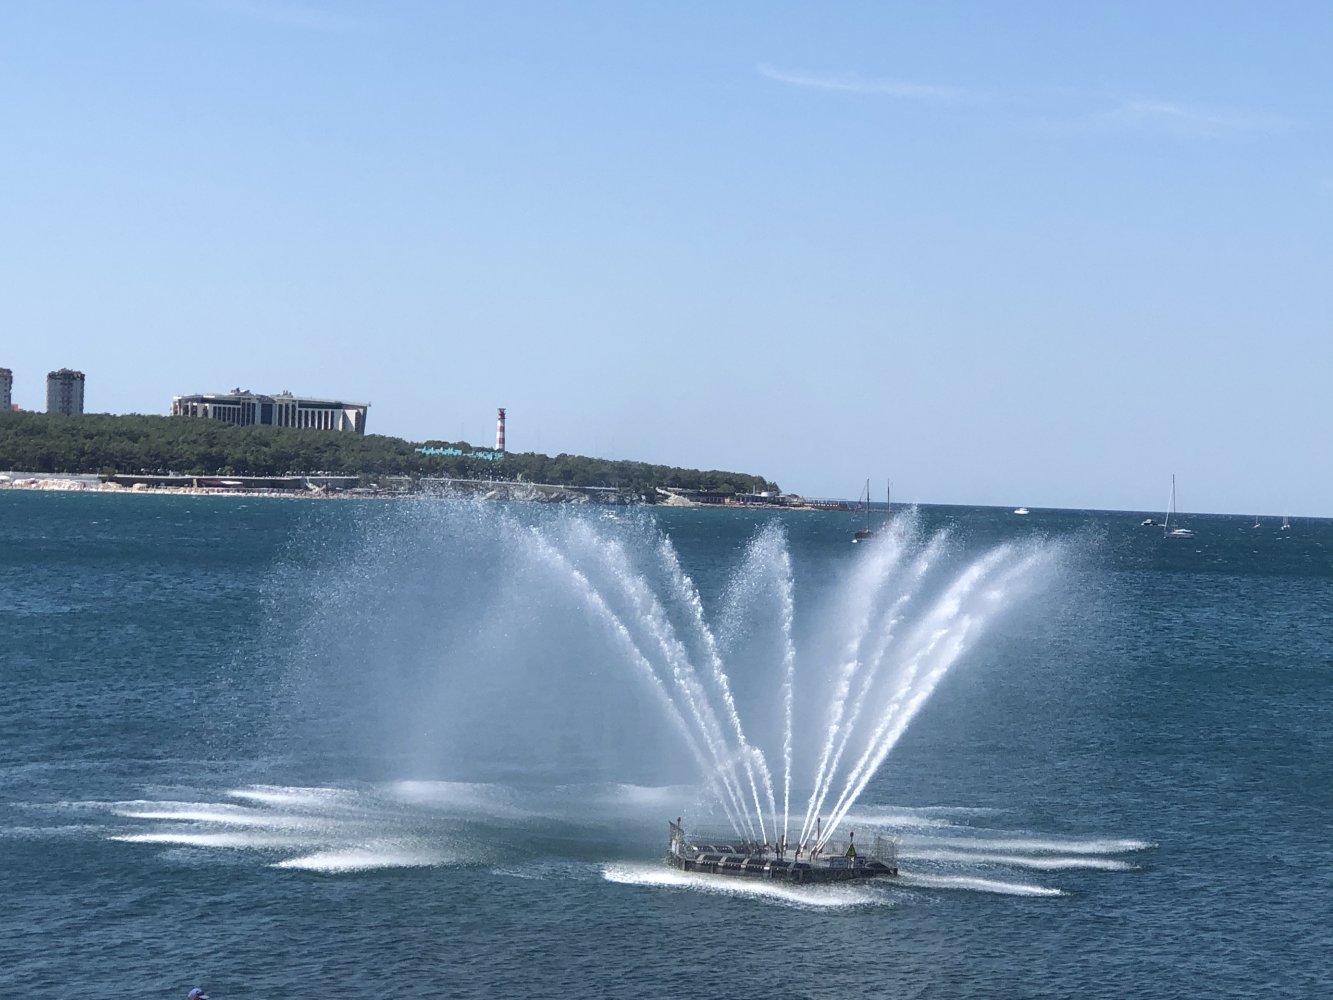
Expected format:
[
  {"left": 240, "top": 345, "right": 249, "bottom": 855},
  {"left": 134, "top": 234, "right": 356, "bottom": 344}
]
[
  {"left": 852, "top": 480, "right": 889, "bottom": 543},
  {"left": 1281, "top": 514, "right": 1291, "bottom": 531},
  {"left": 1163, "top": 475, "right": 1194, "bottom": 539},
  {"left": 1012, "top": 507, "right": 1030, "bottom": 515},
  {"left": 852, "top": 480, "right": 874, "bottom": 542},
  {"left": 1252, "top": 516, "right": 1261, "bottom": 528}
]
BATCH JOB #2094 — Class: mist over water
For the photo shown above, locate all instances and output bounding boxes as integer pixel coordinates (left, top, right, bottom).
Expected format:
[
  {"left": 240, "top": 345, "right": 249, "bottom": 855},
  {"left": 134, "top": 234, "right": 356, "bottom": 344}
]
[{"left": 275, "top": 502, "right": 1062, "bottom": 851}]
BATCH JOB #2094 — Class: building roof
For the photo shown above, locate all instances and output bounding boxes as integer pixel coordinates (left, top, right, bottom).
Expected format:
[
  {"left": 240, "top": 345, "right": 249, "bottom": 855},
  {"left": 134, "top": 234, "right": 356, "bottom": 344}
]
[{"left": 175, "top": 390, "right": 369, "bottom": 408}]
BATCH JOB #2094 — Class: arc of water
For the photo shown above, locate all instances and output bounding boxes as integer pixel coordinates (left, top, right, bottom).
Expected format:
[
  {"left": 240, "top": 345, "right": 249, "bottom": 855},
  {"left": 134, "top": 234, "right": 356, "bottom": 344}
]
[
  {"left": 566, "top": 522, "right": 768, "bottom": 841},
  {"left": 817, "top": 547, "right": 1015, "bottom": 845},
  {"left": 799, "top": 527, "right": 908, "bottom": 846},
  {"left": 774, "top": 543, "right": 797, "bottom": 843},
  {"left": 596, "top": 532, "right": 762, "bottom": 841},
  {"left": 819, "top": 547, "right": 1048, "bottom": 846},
  {"left": 802, "top": 531, "right": 947, "bottom": 842},
  {"left": 656, "top": 537, "right": 778, "bottom": 846},
  {"left": 524, "top": 525, "right": 750, "bottom": 832},
  {"left": 711, "top": 523, "right": 796, "bottom": 843}
]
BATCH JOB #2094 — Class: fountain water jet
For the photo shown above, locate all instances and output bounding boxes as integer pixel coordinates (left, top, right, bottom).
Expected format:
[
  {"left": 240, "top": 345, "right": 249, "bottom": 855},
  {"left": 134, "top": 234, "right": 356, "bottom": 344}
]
[
  {"left": 284, "top": 502, "right": 1059, "bottom": 849},
  {"left": 815, "top": 545, "right": 1052, "bottom": 848},
  {"left": 526, "top": 507, "right": 1057, "bottom": 849}
]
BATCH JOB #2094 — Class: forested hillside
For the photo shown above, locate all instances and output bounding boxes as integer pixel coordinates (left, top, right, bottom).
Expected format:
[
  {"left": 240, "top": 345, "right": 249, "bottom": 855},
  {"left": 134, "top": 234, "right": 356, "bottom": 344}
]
[{"left": 0, "top": 413, "right": 779, "bottom": 498}]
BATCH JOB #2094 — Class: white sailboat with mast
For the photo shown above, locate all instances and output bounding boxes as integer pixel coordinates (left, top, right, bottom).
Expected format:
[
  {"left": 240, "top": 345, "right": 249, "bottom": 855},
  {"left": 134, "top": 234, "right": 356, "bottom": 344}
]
[{"left": 1163, "top": 475, "right": 1194, "bottom": 539}]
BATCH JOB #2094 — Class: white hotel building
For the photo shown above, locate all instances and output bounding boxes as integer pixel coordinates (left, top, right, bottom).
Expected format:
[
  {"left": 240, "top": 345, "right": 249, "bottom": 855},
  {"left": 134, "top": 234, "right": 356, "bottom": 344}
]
[{"left": 171, "top": 390, "right": 369, "bottom": 434}]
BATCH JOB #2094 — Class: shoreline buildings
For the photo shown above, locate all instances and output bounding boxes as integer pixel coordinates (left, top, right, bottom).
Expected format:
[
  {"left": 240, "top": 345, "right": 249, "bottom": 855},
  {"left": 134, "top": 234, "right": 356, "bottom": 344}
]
[
  {"left": 47, "top": 369, "right": 86, "bottom": 415},
  {"left": 171, "top": 389, "right": 369, "bottom": 434},
  {"left": 0, "top": 368, "right": 11, "bottom": 411}
]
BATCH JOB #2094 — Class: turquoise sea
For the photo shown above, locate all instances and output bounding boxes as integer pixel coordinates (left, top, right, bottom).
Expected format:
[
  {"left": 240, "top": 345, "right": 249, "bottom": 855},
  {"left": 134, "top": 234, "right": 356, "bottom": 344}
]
[{"left": 2, "top": 492, "right": 1330, "bottom": 998}]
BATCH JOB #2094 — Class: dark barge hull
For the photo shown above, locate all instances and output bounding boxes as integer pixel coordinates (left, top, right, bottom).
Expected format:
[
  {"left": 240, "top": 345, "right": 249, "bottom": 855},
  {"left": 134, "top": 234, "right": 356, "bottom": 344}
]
[
  {"left": 667, "top": 821, "right": 897, "bottom": 884},
  {"left": 666, "top": 851, "right": 897, "bottom": 884}
]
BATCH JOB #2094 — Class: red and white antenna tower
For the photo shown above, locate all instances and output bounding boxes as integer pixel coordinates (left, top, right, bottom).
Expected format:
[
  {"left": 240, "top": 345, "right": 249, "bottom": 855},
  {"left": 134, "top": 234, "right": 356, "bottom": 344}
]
[{"left": 495, "top": 407, "right": 506, "bottom": 453}]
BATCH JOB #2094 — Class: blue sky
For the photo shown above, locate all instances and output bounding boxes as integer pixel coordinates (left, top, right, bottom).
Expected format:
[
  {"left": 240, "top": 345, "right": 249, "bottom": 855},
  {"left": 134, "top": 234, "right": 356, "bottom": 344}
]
[{"left": 2, "top": 1, "right": 1329, "bottom": 513}]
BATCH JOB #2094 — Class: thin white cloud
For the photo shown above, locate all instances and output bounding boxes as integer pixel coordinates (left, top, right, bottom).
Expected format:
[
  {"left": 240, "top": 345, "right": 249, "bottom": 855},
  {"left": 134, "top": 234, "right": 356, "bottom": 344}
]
[
  {"left": 759, "top": 63, "right": 1292, "bottom": 138},
  {"left": 1100, "top": 98, "right": 1293, "bottom": 136},
  {"left": 757, "top": 63, "right": 975, "bottom": 102}
]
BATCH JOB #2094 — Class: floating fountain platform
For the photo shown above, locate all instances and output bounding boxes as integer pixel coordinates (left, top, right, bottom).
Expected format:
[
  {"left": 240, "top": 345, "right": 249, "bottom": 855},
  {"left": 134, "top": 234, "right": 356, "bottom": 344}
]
[{"left": 667, "top": 820, "right": 897, "bottom": 884}]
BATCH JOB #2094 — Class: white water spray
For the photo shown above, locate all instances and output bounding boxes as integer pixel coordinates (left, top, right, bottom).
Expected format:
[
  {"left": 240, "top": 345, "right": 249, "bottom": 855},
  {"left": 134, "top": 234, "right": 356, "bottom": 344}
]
[
  {"left": 502, "top": 508, "right": 1059, "bottom": 847},
  {"left": 272, "top": 502, "right": 1060, "bottom": 849}
]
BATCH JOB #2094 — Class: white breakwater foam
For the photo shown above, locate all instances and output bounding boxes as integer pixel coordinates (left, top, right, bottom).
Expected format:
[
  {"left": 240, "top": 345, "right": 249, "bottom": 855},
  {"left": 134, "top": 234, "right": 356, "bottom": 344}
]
[
  {"left": 896, "top": 848, "right": 1136, "bottom": 871},
  {"left": 110, "top": 831, "right": 312, "bottom": 849},
  {"left": 897, "top": 834, "right": 1154, "bottom": 856},
  {"left": 837, "top": 805, "right": 1151, "bottom": 890},
  {"left": 839, "top": 810, "right": 957, "bottom": 829},
  {"left": 225, "top": 785, "right": 355, "bottom": 809},
  {"left": 93, "top": 783, "right": 482, "bottom": 872},
  {"left": 273, "top": 847, "right": 445, "bottom": 872},
  {"left": 70, "top": 781, "right": 1149, "bottom": 896},
  {"left": 92, "top": 781, "right": 707, "bottom": 875},
  {"left": 111, "top": 804, "right": 329, "bottom": 828},
  {"left": 602, "top": 863, "right": 893, "bottom": 910},
  {"left": 897, "top": 872, "right": 1065, "bottom": 897}
]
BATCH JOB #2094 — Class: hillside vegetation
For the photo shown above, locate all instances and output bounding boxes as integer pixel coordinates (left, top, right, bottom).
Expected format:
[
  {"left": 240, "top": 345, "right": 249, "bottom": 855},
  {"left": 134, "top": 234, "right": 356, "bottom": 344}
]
[{"left": 0, "top": 413, "right": 779, "bottom": 499}]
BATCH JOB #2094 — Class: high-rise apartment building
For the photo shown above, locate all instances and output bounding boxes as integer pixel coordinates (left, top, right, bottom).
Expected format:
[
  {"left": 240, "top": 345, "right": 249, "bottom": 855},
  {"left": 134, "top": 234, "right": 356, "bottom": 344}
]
[
  {"left": 0, "top": 368, "right": 11, "bottom": 411},
  {"left": 47, "top": 369, "right": 85, "bottom": 415}
]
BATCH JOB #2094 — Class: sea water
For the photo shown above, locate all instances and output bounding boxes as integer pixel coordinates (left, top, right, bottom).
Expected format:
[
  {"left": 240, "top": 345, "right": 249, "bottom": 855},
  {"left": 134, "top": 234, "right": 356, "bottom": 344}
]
[{"left": 1, "top": 491, "right": 1329, "bottom": 998}]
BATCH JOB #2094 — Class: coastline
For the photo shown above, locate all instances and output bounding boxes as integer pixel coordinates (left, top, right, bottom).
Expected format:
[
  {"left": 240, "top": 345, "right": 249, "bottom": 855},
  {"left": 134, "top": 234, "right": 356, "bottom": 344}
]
[
  {"left": 0, "top": 474, "right": 842, "bottom": 509},
  {"left": 0, "top": 473, "right": 356, "bottom": 501},
  {"left": 0, "top": 475, "right": 845, "bottom": 511}
]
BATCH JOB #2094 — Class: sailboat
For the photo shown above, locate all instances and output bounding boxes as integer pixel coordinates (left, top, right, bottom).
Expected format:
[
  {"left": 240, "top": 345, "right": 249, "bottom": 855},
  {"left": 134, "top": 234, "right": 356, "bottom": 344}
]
[
  {"left": 1281, "top": 514, "right": 1291, "bottom": 531},
  {"left": 1163, "top": 475, "right": 1194, "bottom": 539},
  {"left": 852, "top": 480, "right": 889, "bottom": 542}
]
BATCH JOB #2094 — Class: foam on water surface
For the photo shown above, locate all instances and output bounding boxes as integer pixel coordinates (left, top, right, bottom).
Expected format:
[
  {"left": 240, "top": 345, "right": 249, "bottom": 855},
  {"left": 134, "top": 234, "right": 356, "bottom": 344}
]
[
  {"left": 110, "top": 831, "right": 313, "bottom": 849},
  {"left": 226, "top": 785, "right": 352, "bottom": 809},
  {"left": 273, "top": 847, "right": 447, "bottom": 872},
  {"left": 897, "top": 833, "right": 1154, "bottom": 855},
  {"left": 602, "top": 862, "right": 895, "bottom": 910},
  {"left": 897, "top": 872, "right": 1066, "bottom": 897},
  {"left": 897, "top": 847, "right": 1136, "bottom": 871},
  {"left": 65, "top": 780, "right": 1144, "bottom": 896}
]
